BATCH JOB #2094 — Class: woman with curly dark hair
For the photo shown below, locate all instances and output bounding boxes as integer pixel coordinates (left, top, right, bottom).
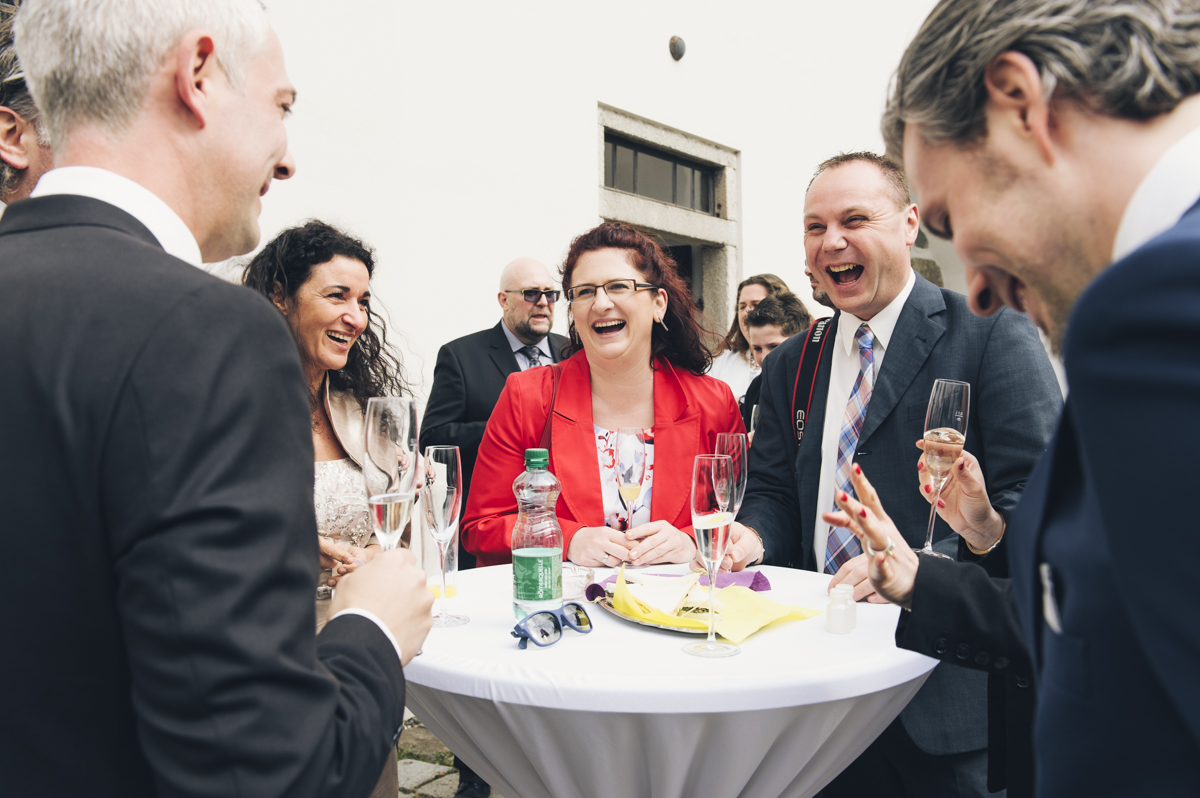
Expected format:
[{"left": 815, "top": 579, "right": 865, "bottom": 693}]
[
  {"left": 710, "top": 273, "right": 791, "bottom": 404},
  {"left": 243, "top": 220, "right": 406, "bottom": 797},
  {"left": 463, "top": 222, "right": 745, "bottom": 568}
]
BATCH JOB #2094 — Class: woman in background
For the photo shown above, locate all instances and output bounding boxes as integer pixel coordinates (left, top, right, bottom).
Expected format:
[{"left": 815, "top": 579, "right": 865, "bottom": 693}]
[
  {"left": 708, "top": 273, "right": 791, "bottom": 405},
  {"left": 244, "top": 220, "right": 408, "bottom": 798},
  {"left": 463, "top": 222, "right": 745, "bottom": 568}
]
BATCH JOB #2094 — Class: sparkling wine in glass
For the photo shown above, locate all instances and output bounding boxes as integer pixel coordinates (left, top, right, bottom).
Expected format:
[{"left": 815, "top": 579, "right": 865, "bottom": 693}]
[
  {"left": 364, "top": 397, "right": 418, "bottom": 552},
  {"left": 917, "top": 379, "right": 970, "bottom": 559},
  {"left": 714, "top": 432, "right": 748, "bottom": 519},
  {"left": 615, "top": 427, "right": 646, "bottom": 509},
  {"left": 422, "top": 445, "right": 468, "bottom": 628},
  {"left": 684, "top": 454, "right": 740, "bottom": 658}
]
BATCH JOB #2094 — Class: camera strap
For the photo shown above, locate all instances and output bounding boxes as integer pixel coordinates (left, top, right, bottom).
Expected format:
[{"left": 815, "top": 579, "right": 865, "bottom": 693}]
[{"left": 790, "top": 315, "right": 837, "bottom": 445}]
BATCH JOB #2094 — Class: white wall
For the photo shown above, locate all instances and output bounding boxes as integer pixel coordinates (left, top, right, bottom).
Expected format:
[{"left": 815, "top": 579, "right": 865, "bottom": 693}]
[{"left": 252, "top": 0, "right": 940, "bottom": 404}]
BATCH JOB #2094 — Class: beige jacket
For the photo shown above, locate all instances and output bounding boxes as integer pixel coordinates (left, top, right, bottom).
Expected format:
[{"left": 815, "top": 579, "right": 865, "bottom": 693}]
[{"left": 324, "top": 381, "right": 365, "bottom": 467}]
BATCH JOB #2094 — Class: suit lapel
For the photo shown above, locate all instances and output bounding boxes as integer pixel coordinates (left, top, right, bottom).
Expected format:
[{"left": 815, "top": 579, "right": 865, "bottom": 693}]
[
  {"left": 548, "top": 354, "right": 606, "bottom": 526},
  {"left": 649, "top": 360, "right": 700, "bottom": 527},
  {"left": 488, "top": 322, "right": 521, "bottom": 380},
  {"left": 858, "top": 276, "right": 946, "bottom": 446},
  {"left": 797, "top": 340, "right": 834, "bottom": 571}
]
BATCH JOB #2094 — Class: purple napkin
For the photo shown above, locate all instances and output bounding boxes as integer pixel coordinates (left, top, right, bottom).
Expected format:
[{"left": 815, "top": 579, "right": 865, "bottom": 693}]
[{"left": 584, "top": 570, "right": 770, "bottom": 602}]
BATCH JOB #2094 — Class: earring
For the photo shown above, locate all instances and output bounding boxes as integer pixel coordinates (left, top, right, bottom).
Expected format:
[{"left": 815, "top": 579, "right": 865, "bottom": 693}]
[{"left": 656, "top": 314, "right": 670, "bottom": 332}]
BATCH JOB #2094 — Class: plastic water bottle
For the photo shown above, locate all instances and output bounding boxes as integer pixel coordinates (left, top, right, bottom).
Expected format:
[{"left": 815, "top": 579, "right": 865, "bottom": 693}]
[{"left": 512, "top": 448, "right": 563, "bottom": 619}]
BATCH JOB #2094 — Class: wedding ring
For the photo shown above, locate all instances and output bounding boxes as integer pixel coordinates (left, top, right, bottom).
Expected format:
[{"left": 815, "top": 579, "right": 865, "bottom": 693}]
[{"left": 866, "top": 538, "right": 896, "bottom": 558}]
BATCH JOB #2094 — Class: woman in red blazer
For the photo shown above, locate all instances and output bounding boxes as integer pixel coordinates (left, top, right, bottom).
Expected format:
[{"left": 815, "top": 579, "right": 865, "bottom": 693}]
[{"left": 463, "top": 223, "right": 745, "bottom": 568}]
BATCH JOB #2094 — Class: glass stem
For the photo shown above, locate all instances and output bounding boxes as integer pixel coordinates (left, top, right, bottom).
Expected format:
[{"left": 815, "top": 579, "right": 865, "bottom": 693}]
[
  {"left": 706, "top": 564, "right": 717, "bottom": 646},
  {"left": 922, "top": 486, "right": 940, "bottom": 552},
  {"left": 437, "top": 537, "right": 449, "bottom": 616}
]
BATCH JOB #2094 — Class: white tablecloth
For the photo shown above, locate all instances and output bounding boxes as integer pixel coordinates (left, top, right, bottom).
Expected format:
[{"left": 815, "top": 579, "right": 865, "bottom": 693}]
[{"left": 404, "top": 564, "right": 936, "bottom": 798}]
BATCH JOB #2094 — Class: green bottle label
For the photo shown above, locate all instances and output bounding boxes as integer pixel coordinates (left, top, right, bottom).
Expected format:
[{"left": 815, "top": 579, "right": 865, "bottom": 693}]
[{"left": 513, "top": 547, "right": 562, "bottom": 602}]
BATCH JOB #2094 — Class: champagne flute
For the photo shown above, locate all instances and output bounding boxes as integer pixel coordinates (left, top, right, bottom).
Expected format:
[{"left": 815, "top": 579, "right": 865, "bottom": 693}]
[
  {"left": 684, "top": 454, "right": 739, "bottom": 658},
  {"left": 422, "top": 446, "right": 468, "bottom": 627},
  {"left": 714, "top": 432, "right": 748, "bottom": 519},
  {"left": 750, "top": 405, "right": 761, "bottom": 434},
  {"left": 917, "top": 379, "right": 970, "bottom": 559},
  {"left": 615, "top": 427, "right": 646, "bottom": 510},
  {"left": 363, "top": 397, "right": 419, "bottom": 553}
]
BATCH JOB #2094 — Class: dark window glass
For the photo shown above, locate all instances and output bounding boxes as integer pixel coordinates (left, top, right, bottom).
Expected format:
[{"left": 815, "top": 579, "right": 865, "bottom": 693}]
[
  {"left": 698, "top": 170, "right": 712, "bottom": 213},
  {"left": 604, "top": 141, "right": 615, "bottom": 187},
  {"left": 636, "top": 151, "right": 674, "bottom": 204},
  {"left": 676, "top": 166, "right": 694, "bottom": 210},
  {"left": 613, "top": 144, "right": 634, "bottom": 193}
]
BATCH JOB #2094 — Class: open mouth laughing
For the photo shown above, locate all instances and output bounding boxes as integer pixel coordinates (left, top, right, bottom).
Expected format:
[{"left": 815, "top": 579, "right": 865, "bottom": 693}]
[
  {"left": 326, "top": 330, "right": 353, "bottom": 346},
  {"left": 592, "top": 318, "right": 626, "bottom": 336},
  {"left": 827, "top": 263, "right": 864, "bottom": 286}
]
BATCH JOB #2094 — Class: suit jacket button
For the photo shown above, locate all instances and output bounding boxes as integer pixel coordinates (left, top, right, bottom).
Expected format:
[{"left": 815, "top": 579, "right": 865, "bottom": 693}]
[
  {"left": 934, "top": 637, "right": 948, "bottom": 654},
  {"left": 955, "top": 643, "right": 970, "bottom": 660},
  {"left": 993, "top": 656, "right": 1009, "bottom": 670},
  {"left": 974, "top": 651, "right": 990, "bottom": 666},
  {"left": 1015, "top": 676, "right": 1031, "bottom": 689}
]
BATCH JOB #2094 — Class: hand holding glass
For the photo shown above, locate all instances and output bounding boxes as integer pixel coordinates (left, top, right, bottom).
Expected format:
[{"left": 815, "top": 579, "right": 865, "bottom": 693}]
[
  {"left": 422, "top": 446, "right": 468, "bottom": 627},
  {"left": 684, "top": 454, "right": 739, "bottom": 658},
  {"left": 918, "top": 380, "right": 970, "bottom": 559}
]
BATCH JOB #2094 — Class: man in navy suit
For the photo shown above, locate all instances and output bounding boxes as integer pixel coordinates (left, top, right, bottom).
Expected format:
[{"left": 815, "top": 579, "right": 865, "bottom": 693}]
[
  {"left": 835, "top": 1, "right": 1200, "bottom": 796},
  {"left": 731, "top": 151, "right": 1062, "bottom": 797}
]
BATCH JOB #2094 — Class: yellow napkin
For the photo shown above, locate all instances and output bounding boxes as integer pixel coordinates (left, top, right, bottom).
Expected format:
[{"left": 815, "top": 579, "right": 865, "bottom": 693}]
[{"left": 610, "top": 566, "right": 821, "bottom": 644}]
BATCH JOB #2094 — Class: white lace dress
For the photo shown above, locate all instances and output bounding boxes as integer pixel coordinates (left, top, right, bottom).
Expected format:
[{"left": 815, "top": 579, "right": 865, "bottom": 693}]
[{"left": 313, "top": 458, "right": 371, "bottom": 606}]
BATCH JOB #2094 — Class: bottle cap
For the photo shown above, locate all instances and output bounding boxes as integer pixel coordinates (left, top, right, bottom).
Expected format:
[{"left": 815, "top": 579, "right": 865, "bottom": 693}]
[
  {"left": 831, "top": 584, "right": 854, "bottom": 602},
  {"left": 524, "top": 448, "right": 549, "bottom": 469}
]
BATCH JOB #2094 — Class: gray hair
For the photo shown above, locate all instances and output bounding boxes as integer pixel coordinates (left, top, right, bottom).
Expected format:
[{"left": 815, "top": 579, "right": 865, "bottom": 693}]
[
  {"left": 1, "top": 0, "right": 47, "bottom": 197},
  {"left": 14, "top": 0, "right": 271, "bottom": 150},
  {"left": 883, "top": 0, "right": 1200, "bottom": 160}
]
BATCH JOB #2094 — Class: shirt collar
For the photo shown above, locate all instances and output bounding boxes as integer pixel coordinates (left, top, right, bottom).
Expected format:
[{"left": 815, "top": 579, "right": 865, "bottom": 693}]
[
  {"left": 30, "top": 166, "right": 203, "bottom": 267},
  {"left": 836, "top": 267, "right": 916, "bottom": 357},
  {"left": 1112, "top": 124, "right": 1200, "bottom": 262},
  {"left": 501, "top": 319, "right": 554, "bottom": 359}
]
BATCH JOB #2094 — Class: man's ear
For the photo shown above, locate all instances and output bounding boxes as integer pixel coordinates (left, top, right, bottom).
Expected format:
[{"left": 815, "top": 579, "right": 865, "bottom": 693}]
[
  {"left": 174, "top": 31, "right": 220, "bottom": 130},
  {"left": 0, "top": 107, "right": 32, "bottom": 170},
  {"left": 903, "top": 203, "right": 920, "bottom": 247},
  {"left": 984, "top": 51, "right": 1055, "bottom": 165}
]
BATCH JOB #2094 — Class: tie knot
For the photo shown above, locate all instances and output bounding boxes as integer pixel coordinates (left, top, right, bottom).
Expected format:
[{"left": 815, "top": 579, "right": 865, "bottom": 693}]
[
  {"left": 519, "top": 345, "right": 543, "bottom": 367},
  {"left": 855, "top": 324, "right": 874, "bottom": 352}
]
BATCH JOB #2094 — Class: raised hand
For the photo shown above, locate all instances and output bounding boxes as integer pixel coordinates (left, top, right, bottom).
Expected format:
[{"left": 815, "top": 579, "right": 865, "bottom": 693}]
[
  {"left": 915, "top": 440, "right": 1005, "bottom": 553},
  {"left": 822, "top": 463, "right": 920, "bottom": 609}
]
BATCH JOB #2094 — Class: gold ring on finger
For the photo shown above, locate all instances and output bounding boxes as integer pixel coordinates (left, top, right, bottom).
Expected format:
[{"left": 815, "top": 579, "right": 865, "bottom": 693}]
[{"left": 866, "top": 538, "right": 896, "bottom": 558}]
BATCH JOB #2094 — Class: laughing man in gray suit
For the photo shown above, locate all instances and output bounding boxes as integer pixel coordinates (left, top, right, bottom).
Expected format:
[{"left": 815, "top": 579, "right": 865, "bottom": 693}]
[{"left": 728, "top": 152, "right": 1062, "bottom": 797}]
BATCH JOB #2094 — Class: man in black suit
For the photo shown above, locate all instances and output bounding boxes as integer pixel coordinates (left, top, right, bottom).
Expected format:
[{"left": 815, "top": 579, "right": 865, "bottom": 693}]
[
  {"left": 729, "top": 153, "right": 1062, "bottom": 797},
  {"left": 422, "top": 255, "right": 569, "bottom": 569},
  {"left": 1, "top": 2, "right": 432, "bottom": 796},
  {"left": 842, "top": 1, "right": 1200, "bottom": 796},
  {"left": 421, "top": 256, "right": 566, "bottom": 798},
  {"left": 0, "top": 0, "right": 50, "bottom": 205}
]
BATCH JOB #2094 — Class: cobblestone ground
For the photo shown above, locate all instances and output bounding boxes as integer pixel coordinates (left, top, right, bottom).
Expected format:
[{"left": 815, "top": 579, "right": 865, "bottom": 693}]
[{"left": 395, "top": 714, "right": 505, "bottom": 798}]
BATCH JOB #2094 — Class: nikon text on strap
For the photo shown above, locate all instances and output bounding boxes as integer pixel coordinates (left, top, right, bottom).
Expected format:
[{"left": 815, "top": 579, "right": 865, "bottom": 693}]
[{"left": 790, "top": 315, "right": 838, "bottom": 444}]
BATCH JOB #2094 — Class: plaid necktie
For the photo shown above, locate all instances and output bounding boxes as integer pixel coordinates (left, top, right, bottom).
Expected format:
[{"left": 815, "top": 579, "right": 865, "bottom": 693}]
[
  {"left": 518, "top": 344, "right": 544, "bottom": 369},
  {"left": 825, "top": 324, "right": 874, "bottom": 574}
]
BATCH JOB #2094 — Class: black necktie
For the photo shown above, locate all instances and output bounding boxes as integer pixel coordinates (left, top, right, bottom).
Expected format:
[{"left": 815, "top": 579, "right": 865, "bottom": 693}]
[{"left": 519, "top": 345, "right": 544, "bottom": 368}]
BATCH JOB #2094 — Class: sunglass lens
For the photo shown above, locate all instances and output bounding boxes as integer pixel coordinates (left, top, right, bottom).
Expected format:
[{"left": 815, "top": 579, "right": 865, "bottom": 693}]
[
  {"left": 527, "top": 613, "right": 562, "bottom": 645},
  {"left": 566, "top": 604, "right": 592, "bottom": 631}
]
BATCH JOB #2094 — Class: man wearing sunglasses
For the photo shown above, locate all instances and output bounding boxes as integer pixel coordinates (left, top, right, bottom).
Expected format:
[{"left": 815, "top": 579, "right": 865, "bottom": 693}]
[{"left": 421, "top": 255, "right": 568, "bottom": 797}]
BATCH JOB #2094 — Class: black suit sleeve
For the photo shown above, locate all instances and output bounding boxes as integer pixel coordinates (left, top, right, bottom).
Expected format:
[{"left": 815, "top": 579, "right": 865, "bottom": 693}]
[
  {"left": 421, "top": 343, "right": 487, "bottom": 456},
  {"left": 100, "top": 285, "right": 404, "bottom": 798},
  {"left": 739, "top": 342, "right": 804, "bottom": 566}
]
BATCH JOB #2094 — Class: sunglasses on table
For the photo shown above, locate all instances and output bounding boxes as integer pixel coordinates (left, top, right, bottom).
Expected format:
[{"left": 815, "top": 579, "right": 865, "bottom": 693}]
[
  {"left": 505, "top": 289, "right": 560, "bottom": 304},
  {"left": 511, "top": 603, "right": 593, "bottom": 649}
]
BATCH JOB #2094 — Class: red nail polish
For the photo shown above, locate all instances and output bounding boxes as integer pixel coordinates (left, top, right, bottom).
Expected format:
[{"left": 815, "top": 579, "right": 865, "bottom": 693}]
[
  {"left": 937, "top": 499, "right": 946, "bottom": 508},
  {"left": 924, "top": 484, "right": 932, "bottom": 494},
  {"left": 917, "top": 461, "right": 923, "bottom": 470},
  {"left": 841, "top": 492, "right": 848, "bottom": 502},
  {"left": 860, "top": 508, "right": 867, "bottom": 518},
  {"left": 855, "top": 464, "right": 862, "bottom": 475}
]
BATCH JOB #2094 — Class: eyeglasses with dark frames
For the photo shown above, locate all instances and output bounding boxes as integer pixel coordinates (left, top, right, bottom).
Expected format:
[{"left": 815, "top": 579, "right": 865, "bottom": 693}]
[
  {"left": 504, "top": 289, "right": 560, "bottom": 304},
  {"left": 510, "top": 602, "right": 593, "bottom": 649},
  {"left": 565, "top": 279, "right": 658, "bottom": 304}
]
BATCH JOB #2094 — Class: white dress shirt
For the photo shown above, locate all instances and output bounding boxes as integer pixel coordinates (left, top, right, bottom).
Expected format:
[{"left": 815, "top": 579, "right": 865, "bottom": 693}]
[
  {"left": 1112, "top": 124, "right": 1200, "bottom": 261},
  {"left": 31, "top": 166, "right": 203, "bottom": 267},
  {"left": 501, "top": 320, "right": 556, "bottom": 369},
  {"left": 813, "top": 269, "right": 916, "bottom": 569},
  {"left": 32, "top": 166, "right": 407, "bottom": 662}
]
